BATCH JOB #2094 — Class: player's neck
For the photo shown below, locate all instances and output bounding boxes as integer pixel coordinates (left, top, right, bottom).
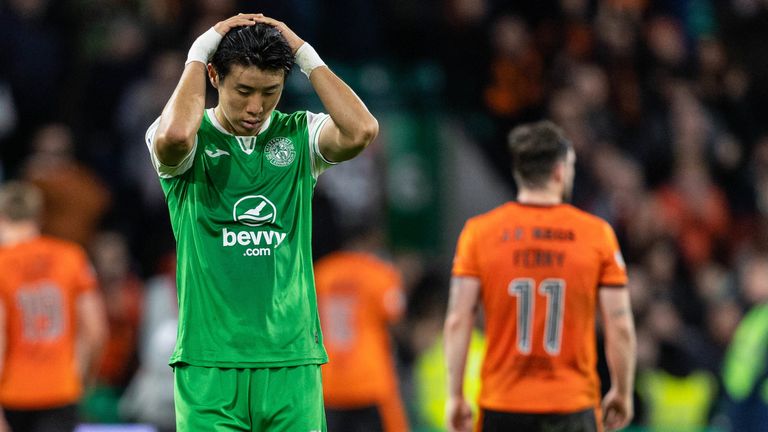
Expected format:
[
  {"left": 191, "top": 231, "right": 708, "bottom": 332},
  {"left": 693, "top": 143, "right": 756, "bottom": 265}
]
[
  {"left": 213, "top": 106, "right": 237, "bottom": 135},
  {"left": 0, "top": 223, "right": 40, "bottom": 246},
  {"left": 516, "top": 188, "right": 563, "bottom": 206}
]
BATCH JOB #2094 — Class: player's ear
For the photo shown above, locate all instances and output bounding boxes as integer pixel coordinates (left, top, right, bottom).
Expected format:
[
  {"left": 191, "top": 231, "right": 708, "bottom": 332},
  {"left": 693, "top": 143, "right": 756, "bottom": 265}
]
[
  {"left": 207, "top": 64, "right": 220, "bottom": 89},
  {"left": 552, "top": 160, "right": 565, "bottom": 183}
]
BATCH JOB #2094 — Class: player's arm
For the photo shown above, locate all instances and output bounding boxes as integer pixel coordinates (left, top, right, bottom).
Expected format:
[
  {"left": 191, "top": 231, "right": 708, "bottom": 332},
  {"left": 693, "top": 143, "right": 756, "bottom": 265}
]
[
  {"left": 253, "top": 15, "right": 379, "bottom": 162},
  {"left": 599, "top": 287, "right": 636, "bottom": 431},
  {"left": 444, "top": 276, "right": 481, "bottom": 432},
  {"left": 0, "top": 299, "right": 9, "bottom": 432},
  {"left": 153, "top": 14, "right": 260, "bottom": 165},
  {"left": 75, "top": 290, "right": 108, "bottom": 387}
]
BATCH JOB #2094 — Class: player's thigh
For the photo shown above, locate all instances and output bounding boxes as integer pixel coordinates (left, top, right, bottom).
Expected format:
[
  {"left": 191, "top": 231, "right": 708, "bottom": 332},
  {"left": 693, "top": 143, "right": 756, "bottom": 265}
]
[
  {"left": 325, "top": 405, "right": 383, "bottom": 432},
  {"left": 173, "top": 364, "right": 250, "bottom": 432},
  {"left": 259, "top": 364, "right": 326, "bottom": 432},
  {"left": 480, "top": 408, "right": 598, "bottom": 432}
]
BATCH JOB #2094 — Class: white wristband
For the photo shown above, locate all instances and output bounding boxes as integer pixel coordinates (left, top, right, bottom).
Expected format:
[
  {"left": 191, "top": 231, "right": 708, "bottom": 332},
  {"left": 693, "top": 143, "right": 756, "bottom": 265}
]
[
  {"left": 186, "top": 27, "right": 223, "bottom": 65},
  {"left": 294, "top": 43, "right": 326, "bottom": 78}
]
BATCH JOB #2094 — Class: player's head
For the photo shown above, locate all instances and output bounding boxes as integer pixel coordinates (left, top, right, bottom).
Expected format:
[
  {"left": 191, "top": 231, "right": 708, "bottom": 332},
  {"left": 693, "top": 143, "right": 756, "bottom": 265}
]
[
  {"left": 210, "top": 23, "right": 294, "bottom": 80},
  {"left": 0, "top": 181, "right": 44, "bottom": 241},
  {"left": 508, "top": 120, "right": 575, "bottom": 202},
  {"left": 208, "top": 23, "right": 294, "bottom": 136}
]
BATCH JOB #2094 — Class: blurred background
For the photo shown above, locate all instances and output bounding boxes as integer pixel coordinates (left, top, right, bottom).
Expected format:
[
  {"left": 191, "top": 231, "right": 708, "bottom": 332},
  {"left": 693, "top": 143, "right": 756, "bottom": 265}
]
[{"left": 2, "top": 0, "right": 768, "bottom": 431}]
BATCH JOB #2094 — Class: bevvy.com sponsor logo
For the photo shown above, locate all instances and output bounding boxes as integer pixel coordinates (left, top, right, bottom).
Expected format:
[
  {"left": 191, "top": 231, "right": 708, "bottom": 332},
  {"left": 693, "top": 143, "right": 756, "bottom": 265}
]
[{"left": 223, "top": 195, "right": 286, "bottom": 257}]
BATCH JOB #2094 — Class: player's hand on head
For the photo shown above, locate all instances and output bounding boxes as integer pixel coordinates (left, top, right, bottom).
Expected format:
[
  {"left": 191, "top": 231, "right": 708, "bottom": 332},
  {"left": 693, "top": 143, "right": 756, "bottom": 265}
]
[
  {"left": 446, "top": 396, "right": 474, "bottom": 432},
  {"left": 251, "top": 15, "right": 305, "bottom": 54},
  {"left": 213, "top": 13, "right": 261, "bottom": 36},
  {"left": 602, "top": 388, "right": 633, "bottom": 431}
]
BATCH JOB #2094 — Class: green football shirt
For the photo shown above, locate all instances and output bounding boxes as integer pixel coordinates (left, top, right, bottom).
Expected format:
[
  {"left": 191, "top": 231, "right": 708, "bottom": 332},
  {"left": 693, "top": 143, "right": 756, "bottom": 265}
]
[{"left": 146, "top": 108, "right": 332, "bottom": 368}]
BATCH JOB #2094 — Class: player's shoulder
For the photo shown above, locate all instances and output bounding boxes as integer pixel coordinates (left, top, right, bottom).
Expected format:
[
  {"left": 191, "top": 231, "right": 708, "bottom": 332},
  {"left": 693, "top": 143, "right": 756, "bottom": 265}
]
[
  {"left": 560, "top": 205, "right": 616, "bottom": 234},
  {"left": 318, "top": 250, "right": 392, "bottom": 270},
  {"left": 463, "top": 201, "right": 525, "bottom": 234},
  {"left": 318, "top": 252, "right": 398, "bottom": 289},
  {"left": 465, "top": 201, "right": 515, "bottom": 225},
  {"left": 38, "top": 236, "right": 89, "bottom": 258},
  {"left": 463, "top": 202, "right": 613, "bottom": 234},
  {"left": 0, "top": 236, "right": 85, "bottom": 262}
]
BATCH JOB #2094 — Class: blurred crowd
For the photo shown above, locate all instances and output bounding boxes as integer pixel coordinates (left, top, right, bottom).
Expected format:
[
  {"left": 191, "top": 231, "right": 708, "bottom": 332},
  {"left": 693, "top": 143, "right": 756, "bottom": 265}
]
[{"left": 3, "top": 0, "right": 768, "bottom": 430}]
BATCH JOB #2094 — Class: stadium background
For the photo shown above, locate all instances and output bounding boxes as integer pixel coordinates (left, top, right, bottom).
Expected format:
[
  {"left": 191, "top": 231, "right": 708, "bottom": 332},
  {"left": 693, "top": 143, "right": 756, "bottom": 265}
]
[{"left": 2, "top": 0, "right": 768, "bottom": 430}]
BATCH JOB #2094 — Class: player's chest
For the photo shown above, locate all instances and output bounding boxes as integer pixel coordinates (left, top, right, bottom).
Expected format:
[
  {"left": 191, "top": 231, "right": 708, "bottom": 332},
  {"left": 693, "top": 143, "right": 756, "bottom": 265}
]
[{"left": 198, "top": 136, "right": 305, "bottom": 187}]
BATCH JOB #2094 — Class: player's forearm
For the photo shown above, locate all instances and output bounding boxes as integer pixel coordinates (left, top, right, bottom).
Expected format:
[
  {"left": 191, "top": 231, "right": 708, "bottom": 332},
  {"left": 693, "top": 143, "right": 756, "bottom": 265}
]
[
  {"left": 77, "top": 292, "right": 109, "bottom": 385},
  {"left": 77, "top": 328, "right": 107, "bottom": 387},
  {"left": 310, "top": 67, "right": 379, "bottom": 154},
  {"left": 444, "top": 310, "right": 474, "bottom": 398},
  {"left": 605, "top": 320, "right": 637, "bottom": 397},
  {"left": 154, "top": 63, "right": 208, "bottom": 164}
]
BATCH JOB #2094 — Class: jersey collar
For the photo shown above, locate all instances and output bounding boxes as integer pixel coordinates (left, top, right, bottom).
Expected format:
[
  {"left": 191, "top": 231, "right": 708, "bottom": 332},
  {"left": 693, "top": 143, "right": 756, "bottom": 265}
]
[{"left": 206, "top": 108, "right": 273, "bottom": 137}]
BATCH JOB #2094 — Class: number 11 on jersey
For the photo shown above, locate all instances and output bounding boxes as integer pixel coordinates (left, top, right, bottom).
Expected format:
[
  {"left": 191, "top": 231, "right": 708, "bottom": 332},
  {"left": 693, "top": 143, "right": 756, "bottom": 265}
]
[{"left": 508, "top": 278, "right": 566, "bottom": 355}]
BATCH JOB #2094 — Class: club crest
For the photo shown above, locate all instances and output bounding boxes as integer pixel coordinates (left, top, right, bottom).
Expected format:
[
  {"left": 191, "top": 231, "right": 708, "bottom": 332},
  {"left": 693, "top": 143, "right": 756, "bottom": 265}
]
[{"left": 265, "top": 137, "right": 295, "bottom": 167}]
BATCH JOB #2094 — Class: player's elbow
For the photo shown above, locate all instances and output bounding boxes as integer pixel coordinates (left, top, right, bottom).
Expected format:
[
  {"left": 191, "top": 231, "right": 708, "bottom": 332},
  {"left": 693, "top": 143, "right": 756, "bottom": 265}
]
[
  {"left": 444, "top": 311, "right": 472, "bottom": 335},
  {"left": 359, "top": 116, "right": 379, "bottom": 146},
  {"left": 155, "top": 127, "right": 195, "bottom": 164},
  {"left": 155, "top": 125, "right": 194, "bottom": 150},
  {"left": 347, "top": 116, "right": 379, "bottom": 152},
  {"left": 607, "top": 319, "right": 636, "bottom": 349}
]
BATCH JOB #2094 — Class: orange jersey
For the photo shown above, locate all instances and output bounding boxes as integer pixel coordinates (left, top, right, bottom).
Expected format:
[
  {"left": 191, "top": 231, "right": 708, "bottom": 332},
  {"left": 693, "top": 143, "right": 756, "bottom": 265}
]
[
  {"left": 0, "top": 236, "right": 97, "bottom": 409},
  {"left": 315, "top": 251, "right": 408, "bottom": 430},
  {"left": 452, "top": 202, "right": 627, "bottom": 413}
]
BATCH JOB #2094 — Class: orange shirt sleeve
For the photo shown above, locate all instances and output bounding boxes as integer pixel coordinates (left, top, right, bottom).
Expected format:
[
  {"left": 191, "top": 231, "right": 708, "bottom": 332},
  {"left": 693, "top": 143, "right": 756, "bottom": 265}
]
[
  {"left": 452, "top": 219, "right": 480, "bottom": 277},
  {"left": 599, "top": 221, "right": 628, "bottom": 287}
]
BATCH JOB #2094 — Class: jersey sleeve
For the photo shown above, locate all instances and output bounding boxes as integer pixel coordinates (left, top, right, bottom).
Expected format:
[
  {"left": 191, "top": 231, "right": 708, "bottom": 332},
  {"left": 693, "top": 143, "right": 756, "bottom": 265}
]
[
  {"left": 145, "top": 117, "right": 197, "bottom": 178},
  {"left": 306, "top": 111, "right": 336, "bottom": 178},
  {"left": 452, "top": 219, "right": 481, "bottom": 277},
  {"left": 598, "top": 221, "right": 628, "bottom": 288}
]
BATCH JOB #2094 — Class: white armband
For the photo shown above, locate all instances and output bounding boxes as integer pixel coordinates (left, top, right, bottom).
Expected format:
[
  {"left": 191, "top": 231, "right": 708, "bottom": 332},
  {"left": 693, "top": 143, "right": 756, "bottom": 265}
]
[
  {"left": 294, "top": 43, "right": 326, "bottom": 78},
  {"left": 186, "top": 27, "right": 223, "bottom": 65}
]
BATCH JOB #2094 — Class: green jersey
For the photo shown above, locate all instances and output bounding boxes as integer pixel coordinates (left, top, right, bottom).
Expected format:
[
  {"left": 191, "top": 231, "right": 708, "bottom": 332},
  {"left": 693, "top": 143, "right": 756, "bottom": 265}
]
[{"left": 146, "top": 108, "right": 332, "bottom": 368}]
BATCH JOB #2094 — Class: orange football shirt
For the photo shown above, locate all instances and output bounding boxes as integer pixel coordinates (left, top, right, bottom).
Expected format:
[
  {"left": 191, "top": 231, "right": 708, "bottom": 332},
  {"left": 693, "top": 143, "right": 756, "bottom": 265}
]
[
  {"left": 0, "top": 236, "right": 97, "bottom": 409},
  {"left": 452, "top": 202, "right": 627, "bottom": 413},
  {"left": 315, "top": 251, "right": 408, "bottom": 431}
]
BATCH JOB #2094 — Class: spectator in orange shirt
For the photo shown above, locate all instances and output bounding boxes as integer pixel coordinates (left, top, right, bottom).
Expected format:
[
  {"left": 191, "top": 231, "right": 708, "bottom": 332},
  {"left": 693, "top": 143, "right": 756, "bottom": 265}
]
[
  {"left": 0, "top": 181, "right": 108, "bottom": 432},
  {"left": 444, "top": 121, "right": 637, "bottom": 432},
  {"left": 314, "top": 225, "right": 409, "bottom": 432}
]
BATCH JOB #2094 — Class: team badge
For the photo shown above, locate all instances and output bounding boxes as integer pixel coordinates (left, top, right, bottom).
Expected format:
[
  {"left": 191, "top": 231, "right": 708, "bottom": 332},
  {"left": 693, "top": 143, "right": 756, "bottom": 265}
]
[{"left": 265, "top": 137, "right": 295, "bottom": 167}]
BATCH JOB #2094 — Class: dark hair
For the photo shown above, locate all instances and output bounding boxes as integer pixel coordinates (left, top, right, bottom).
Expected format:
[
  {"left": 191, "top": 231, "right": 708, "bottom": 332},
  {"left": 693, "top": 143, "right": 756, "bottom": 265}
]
[
  {"left": 507, "top": 120, "right": 571, "bottom": 188},
  {"left": 210, "top": 23, "right": 294, "bottom": 80}
]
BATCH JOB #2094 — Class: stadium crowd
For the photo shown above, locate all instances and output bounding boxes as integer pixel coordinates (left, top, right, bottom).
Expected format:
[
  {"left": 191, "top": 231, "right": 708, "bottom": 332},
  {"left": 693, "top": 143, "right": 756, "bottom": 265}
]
[{"left": 2, "top": 0, "right": 768, "bottom": 430}]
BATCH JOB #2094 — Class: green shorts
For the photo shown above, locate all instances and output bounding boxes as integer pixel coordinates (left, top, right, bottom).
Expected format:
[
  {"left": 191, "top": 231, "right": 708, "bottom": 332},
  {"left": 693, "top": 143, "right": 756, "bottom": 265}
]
[{"left": 173, "top": 364, "right": 326, "bottom": 432}]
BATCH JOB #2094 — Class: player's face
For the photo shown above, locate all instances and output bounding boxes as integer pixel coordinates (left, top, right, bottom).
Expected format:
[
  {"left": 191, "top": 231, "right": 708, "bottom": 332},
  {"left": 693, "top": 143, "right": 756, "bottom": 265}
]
[
  {"left": 562, "top": 148, "right": 576, "bottom": 202},
  {"left": 209, "top": 64, "right": 285, "bottom": 136}
]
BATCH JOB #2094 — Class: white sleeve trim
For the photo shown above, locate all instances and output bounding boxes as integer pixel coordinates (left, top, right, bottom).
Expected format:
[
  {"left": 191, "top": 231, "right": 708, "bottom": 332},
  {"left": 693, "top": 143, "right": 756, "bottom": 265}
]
[
  {"left": 145, "top": 117, "right": 197, "bottom": 178},
  {"left": 306, "top": 111, "right": 335, "bottom": 178}
]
